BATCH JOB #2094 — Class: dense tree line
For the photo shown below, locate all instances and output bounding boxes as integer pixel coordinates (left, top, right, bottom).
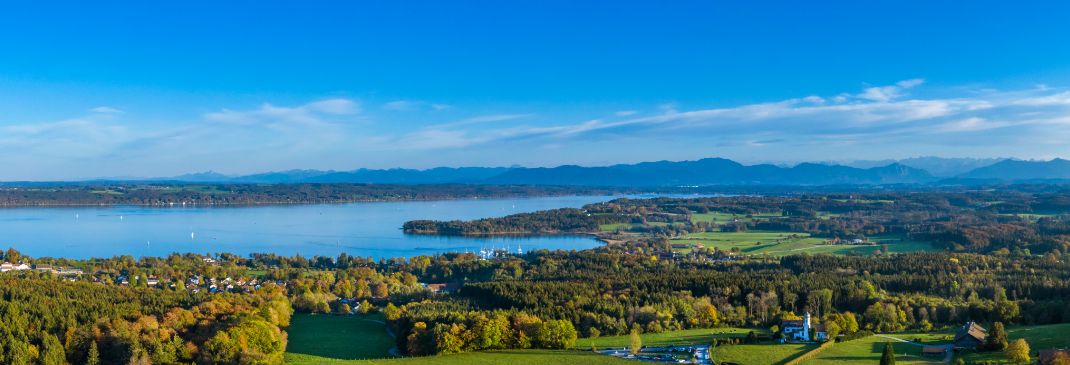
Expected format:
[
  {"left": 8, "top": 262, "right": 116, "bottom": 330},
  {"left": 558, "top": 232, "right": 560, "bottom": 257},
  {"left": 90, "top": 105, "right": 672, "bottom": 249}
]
[
  {"left": 0, "top": 273, "right": 290, "bottom": 364},
  {"left": 404, "top": 208, "right": 630, "bottom": 235},
  {"left": 0, "top": 184, "right": 631, "bottom": 206}
]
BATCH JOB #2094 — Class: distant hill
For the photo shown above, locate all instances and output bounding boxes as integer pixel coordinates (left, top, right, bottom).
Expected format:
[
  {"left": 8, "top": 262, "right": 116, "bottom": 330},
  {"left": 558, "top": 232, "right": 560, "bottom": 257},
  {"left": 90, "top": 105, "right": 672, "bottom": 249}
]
[
  {"left": 843, "top": 157, "right": 1005, "bottom": 177},
  {"left": 67, "top": 157, "right": 1070, "bottom": 187},
  {"left": 958, "top": 158, "right": 1070, "bottom": 180},
  {"left": 158, "top": 171, "right": 231, "bottom": 182},
  {"left": 485, "top": 159, "right": 934, "bottom": 186}
]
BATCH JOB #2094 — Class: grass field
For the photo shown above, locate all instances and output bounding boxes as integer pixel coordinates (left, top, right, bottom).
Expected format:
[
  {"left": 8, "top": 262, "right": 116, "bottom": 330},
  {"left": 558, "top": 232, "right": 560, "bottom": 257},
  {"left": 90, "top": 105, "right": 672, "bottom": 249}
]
[
  {"left": 998, "top": 213, "right": 1060, "bottom": 222},
  {"left": 575, "top": 327, "right": 761, "bottom": 348},
  {"left": 284, "top": 313, "right": 395, "bottom": 364},
  {"left": 800, "top": 334, "right": 947, "bottom": 365},
  {"left": 690, "top": 211, "right": 784, "bottom": 224},
  {"left": 669, "top": 231, "right": 939, "bottom": 256},
  {"left": 711, "top": 343, "right": 816, "bottom": 365},
  {"left": 287, "top": 350, "right": 633, "bottom": 365}
]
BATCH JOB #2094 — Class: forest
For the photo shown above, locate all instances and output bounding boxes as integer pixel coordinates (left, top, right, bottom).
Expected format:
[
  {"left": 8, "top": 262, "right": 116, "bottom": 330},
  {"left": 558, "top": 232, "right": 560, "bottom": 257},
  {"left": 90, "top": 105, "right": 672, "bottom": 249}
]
[{"left": 0, "top": 184, "right": 631, "bottom": 206}]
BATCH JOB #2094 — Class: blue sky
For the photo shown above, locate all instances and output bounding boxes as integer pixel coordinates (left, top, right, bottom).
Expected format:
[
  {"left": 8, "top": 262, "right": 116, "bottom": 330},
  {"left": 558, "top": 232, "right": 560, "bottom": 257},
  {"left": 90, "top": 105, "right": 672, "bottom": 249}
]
[{"left": 2, "top": 1, "right": 1070, "bottom": 180}]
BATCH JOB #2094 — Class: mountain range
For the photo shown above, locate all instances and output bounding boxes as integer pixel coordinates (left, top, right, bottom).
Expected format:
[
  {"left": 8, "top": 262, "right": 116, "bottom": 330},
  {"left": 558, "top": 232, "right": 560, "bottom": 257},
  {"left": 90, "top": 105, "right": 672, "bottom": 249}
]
[{"left": 121, "top": 157, "right": 1070, "bottom": 187}]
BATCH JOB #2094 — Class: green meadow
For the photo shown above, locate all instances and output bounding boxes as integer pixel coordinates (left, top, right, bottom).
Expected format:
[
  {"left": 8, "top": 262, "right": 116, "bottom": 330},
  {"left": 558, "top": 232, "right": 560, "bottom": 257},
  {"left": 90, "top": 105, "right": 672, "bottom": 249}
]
[
  {"left": 801, "top": 334, "right": 948, "bottom": 365},
  {"left": 669, "top": 231, "right": 938, "bottom": 256},
  {"left": 285, "top": 313, "right": 396, "bottom": 364},
  {"left": 711, "top": 343, "right": 816, "bottom": 365},
  {"left": 690, "top": 211, "right": 783, "bottom": 223}
]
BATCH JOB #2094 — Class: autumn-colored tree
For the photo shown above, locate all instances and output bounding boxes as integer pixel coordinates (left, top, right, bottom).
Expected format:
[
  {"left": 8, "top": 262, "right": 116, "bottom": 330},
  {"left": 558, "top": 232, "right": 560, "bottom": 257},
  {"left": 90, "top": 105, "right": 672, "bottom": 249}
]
[
  {"left": 1004, "top": 338, "right": 1030, "bottom": 364},
  {"left": 629, "top": 329, "right": 642, "bottom": 356}
]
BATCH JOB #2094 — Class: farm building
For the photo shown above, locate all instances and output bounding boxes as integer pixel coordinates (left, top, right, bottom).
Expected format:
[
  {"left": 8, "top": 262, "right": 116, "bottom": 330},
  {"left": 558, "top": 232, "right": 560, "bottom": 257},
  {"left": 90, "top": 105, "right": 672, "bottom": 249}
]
[
  {"left": 953, "top": 322, "right": 987, "bottom": 349},
  {"left": 922, "top": 346, "right": 948, "bottom": 357},
  {"left": 1038, "top": 349, "right": 1070, "bottom": 365}
]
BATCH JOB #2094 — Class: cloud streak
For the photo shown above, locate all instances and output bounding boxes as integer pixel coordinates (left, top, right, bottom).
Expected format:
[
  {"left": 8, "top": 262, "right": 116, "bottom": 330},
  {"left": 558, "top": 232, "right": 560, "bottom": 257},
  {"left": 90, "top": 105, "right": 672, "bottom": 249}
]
[{"left": 2, "top": 81, "right": 1070, "bottom": 179}]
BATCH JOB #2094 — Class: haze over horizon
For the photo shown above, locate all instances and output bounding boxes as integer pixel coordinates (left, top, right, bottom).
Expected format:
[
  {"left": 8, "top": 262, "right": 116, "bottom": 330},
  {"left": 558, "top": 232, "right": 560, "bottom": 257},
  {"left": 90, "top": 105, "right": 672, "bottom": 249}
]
[{"left": 3, "top": 1, "right": 1070, "bottom": 180}]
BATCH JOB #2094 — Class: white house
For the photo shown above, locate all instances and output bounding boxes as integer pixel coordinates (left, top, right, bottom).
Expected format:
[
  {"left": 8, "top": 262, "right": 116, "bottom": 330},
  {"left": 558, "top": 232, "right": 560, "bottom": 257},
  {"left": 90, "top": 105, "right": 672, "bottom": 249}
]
[{"left": 781, "top": 312, "right": 827, "bottom": 342}]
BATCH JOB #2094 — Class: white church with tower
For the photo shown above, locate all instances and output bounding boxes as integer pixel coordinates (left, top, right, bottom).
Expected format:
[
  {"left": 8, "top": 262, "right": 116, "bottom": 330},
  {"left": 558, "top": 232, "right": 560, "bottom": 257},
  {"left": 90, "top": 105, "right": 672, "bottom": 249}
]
[{"left": 781, "top": 312, "right": 828, "bottom": 342}]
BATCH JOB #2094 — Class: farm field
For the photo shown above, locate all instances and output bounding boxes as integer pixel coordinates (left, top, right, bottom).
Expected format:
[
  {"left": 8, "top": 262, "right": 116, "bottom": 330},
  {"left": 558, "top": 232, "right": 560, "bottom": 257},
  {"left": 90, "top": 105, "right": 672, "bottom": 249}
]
[
  {"left": 998, "top": 212, "right": 1060, "bottom": 222},
  {"left": 284, "top": 313, "right": 395, "bottom": 364},
  {"left": 690, "top": 211, "right": 783, "bottom": 223},
  {"left": 669, "top": 231, "right": 938, "bottom": 256},
  {"left": 710, "top": 343, "right": 816, "bottom": 365},
  {"left": 575, "top": 327, "right": 762, "bottom": 348},
  {"left": 287, "top": 350, "right": 633, "bottom": 365},
  {"left": 800, "top": 334, "right": 948, "bottom": 365}
]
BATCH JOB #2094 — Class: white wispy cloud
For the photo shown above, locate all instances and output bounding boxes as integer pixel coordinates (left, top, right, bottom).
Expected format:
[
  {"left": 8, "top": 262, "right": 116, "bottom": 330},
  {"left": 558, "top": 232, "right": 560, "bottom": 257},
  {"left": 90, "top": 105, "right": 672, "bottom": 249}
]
[
  {"left": 382, "top": 100, "right": 452, "bottom": 111},
  {"left": 4, "top": 81, "right": 1070, "bottom": 179},
  {"left": 379, "top": 79, "right": 1070, "bottom": 155},
  {"left": 857, "top": 78, "right": 924, "bottom": 102},
  {"left": 89, "top": 106, "right": 124, "bottom": 114}
]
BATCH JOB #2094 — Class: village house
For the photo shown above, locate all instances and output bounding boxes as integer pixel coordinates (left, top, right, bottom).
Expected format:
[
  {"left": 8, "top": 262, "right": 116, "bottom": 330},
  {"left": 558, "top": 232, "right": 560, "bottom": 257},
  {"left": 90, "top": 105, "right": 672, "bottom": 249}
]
[
  {"left": 953, "top": 322, "right": 987, "bottom": 349},
  {"left": 58, "top": 267, "right": 83, "bottom": 276},
  {"left": 781, "top": 313, "right": 827, "bottom": 342},
  {"left": 425, "top": 282, "right": 460, "bottom": 294},
  {"left": 1039, "top": 349, "right": 1070, "bottom": 365},
  {"left": 146, "top": 276, "right": 160, "bottom": 286},
  {"left": 922, "top": 346, "right": 948, "bottom": 357}
]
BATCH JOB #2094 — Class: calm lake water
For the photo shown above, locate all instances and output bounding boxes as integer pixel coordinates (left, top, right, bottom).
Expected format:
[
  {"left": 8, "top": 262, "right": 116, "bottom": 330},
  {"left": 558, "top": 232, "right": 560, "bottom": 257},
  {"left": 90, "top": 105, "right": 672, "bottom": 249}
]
[{"left": 0, "top": 195, "right": 631, "bottom": 260}]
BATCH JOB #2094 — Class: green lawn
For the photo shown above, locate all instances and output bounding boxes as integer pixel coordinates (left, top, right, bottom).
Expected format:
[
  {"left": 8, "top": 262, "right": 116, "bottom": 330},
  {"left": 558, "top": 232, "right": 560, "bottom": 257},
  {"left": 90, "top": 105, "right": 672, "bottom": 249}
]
[
  {"left": 690, "top": 211, "right": 783, "bottom": 224},
  {"left": 801, "top": 335, "right": 947, "bottom": 365},
  {"left": 575, "top": 327, "right": 761, "bottom": 349},
  {"left": 288, "top": 350, "right": 632, "bottom": 365},
  {"left": 670, "top": 231, "right": 939, "bottom": 257},
  {"left": 710, "top": 343, "right": 816, "bottom": 365},
  {"left": 285, "top": 313, "right": 395, "bottom": 364}
]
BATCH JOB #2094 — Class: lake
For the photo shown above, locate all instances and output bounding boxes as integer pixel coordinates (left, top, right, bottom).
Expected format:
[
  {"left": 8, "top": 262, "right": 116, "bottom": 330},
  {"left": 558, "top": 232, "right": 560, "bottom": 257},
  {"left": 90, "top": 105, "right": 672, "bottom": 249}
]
[{"left": 0, "top": 195, "right": 628, "bottom": 259}]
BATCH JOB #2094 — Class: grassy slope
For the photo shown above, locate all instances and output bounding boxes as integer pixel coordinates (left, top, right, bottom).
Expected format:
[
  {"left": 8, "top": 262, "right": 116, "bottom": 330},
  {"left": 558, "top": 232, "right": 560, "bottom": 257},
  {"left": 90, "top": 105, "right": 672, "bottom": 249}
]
[
  {"left": 671, "top": 231, "right": 938, "bottom": 256},
  {"left": 575, "top": 327, "right": 760, "bottom": 348},
  {"left": 712, "top": 343, "right": 816, "bottom": 365},
  {"left": 284, "top": 313, "right": 395, "bottom": 364},
  {"left": 288, "top": 350, "right": 632, "bottom": 365},
  {"left": 801, "top": 334, "right": 947, "bottom": 365},
  {"left": 690, "top": 212, "right": 782, "bottom": 223}
]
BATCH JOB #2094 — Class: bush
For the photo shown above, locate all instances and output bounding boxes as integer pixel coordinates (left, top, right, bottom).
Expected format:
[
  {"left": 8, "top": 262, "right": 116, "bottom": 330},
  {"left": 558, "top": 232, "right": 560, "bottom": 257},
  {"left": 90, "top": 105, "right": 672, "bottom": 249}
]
[{"left": 836, "top": 330, "right": 873, "bottom": 342}]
